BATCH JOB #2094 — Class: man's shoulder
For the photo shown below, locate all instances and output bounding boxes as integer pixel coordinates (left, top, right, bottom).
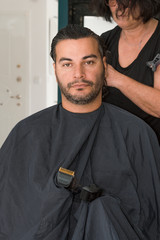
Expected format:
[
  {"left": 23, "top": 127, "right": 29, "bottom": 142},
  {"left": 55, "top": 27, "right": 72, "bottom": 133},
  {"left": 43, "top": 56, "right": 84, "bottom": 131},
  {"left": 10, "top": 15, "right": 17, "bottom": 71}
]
[
  {"left": 5, "top": 104, "right": 59, "bottom": 142},
  {"left": 17, "top": 104, "right": 58, "bottom": 128},
  {"left": 103, "top": 103, "right": 160, "bottom": 145},
  {"left": 103, "top": 103, "right": 152, "bottom": 130}
]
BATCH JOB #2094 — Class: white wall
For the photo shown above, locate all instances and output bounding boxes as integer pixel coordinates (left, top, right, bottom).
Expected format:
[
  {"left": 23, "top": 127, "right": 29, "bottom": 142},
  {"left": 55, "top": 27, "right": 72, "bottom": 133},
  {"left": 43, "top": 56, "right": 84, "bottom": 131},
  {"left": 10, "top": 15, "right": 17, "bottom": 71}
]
[
  {"left": 84, "top": 16, "right": 116, "bottom": 35},
  {"left": 47, "top": 0, "right": 58, "bottom": 108},
  {"left": 0, "top": 0, "right": 58, "bottom": 146},
  {"left": 0, "top": 0, "right": 58, "bottom": 115}
]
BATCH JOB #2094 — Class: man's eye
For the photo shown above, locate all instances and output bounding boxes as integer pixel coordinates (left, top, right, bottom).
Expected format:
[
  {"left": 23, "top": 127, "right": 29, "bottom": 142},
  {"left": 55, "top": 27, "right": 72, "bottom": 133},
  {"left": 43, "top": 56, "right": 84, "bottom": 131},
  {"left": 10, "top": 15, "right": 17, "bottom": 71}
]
[
  {"left": 85, "top": 61, "right": 94, "bottom": 65},
  {"left": 63, "top": 63, "right": 72, "bottom": 67}
]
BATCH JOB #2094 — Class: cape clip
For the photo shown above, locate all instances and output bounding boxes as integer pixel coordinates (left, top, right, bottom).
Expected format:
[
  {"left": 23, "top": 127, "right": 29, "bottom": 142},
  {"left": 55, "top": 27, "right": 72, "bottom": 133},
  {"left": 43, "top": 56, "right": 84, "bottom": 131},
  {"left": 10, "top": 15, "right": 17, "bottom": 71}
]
[
  {"left": 80, "top": 184, "right": 102, "bottom": 202},
  {"left": 56, "top": 167, "right": 103, "bottom": 202},
  {"left": 146, "top": 53, "right": 160, "bottom": 72},
  {"left": 56, "top": 167, "right": 75, "bottom": 188}
]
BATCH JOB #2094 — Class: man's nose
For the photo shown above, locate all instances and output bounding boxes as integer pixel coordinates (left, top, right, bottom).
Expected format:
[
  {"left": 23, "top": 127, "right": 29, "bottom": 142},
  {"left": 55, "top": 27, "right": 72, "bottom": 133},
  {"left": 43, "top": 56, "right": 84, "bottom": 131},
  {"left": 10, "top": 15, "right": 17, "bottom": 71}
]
[{"left": 74, "top": 64, "right": 85, "bottom": 79}]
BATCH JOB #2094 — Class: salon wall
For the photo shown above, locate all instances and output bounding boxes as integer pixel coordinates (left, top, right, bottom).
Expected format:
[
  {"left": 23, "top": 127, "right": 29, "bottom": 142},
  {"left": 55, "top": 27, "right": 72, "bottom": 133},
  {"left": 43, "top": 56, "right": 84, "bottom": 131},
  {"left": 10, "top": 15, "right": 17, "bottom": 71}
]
[{"left": 0, "top": 0, "right": 58, "bottom": 146}]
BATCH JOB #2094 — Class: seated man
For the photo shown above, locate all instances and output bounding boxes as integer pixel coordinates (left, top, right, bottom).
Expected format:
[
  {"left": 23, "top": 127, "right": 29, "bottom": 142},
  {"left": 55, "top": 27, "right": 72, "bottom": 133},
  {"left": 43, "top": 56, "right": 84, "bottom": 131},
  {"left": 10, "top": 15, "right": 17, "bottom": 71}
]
[{"left": 0, "top": 24, "right": 160, "bottom": 240}]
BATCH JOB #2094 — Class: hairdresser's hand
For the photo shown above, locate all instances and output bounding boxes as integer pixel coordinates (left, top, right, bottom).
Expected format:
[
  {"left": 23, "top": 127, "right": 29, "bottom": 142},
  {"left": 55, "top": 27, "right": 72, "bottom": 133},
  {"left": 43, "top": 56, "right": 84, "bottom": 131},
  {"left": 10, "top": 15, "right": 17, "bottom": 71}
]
[{"left": 105, "top": 64, "right": 124, "bottom": 89}]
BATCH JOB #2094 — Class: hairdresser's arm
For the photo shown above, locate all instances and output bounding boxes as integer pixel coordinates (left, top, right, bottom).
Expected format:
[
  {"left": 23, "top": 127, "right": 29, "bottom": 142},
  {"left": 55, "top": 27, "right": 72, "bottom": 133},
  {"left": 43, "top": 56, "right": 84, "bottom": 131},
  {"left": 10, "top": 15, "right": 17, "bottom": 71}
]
[{"left": 106, "top": 64, "right": 160, "bottom": 117}]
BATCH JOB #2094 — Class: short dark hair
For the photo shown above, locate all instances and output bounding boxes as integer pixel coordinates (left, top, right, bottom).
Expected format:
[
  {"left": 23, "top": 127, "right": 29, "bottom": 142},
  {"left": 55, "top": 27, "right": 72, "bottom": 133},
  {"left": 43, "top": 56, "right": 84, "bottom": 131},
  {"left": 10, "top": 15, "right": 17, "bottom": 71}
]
[
  {"left": 50, "top": 24, "right": 106, "bottom": 62},
  {"left": 91, "top": 0, "right": 160, "bottom": 23}
]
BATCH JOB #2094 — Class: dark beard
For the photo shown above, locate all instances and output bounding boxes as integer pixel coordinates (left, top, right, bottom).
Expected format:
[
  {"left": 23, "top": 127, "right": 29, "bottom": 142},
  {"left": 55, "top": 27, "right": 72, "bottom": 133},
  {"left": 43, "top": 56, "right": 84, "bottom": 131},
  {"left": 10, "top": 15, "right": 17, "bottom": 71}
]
[{"left": 57, "top": 78, "right": 104, "bottom": 105}]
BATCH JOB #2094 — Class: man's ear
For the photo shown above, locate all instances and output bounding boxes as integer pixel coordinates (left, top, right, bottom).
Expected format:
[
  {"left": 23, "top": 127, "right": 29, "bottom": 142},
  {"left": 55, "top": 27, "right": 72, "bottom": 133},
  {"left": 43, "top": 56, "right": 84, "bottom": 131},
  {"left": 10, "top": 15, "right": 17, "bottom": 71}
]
[
  {"left": 53, "top": 63, "right": 55, "bottom": 71},
  {"left": 53, "top": 63, "right": 58, "bottom": 83},
  {"left": 103, "top": 56, "right": 108, "bottom": 77},
  {"left": 103, "top": 56, "right": 107, "bottom": 70}
]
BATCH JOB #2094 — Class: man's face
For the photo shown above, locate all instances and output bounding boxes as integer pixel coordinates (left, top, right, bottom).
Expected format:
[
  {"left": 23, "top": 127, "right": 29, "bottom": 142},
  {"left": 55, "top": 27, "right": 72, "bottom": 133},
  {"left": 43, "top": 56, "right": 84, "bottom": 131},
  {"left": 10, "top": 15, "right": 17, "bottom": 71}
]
[{"left": 53, "top": 37, "right": 105, "bottom": 106}]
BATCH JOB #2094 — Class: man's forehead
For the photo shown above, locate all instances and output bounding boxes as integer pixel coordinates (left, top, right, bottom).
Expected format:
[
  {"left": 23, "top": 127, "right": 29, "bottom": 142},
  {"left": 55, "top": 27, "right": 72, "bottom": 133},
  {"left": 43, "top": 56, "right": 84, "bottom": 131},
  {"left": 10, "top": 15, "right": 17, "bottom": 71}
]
[{"left": 55, "top": 37, "right": 100, "bottom": 60}]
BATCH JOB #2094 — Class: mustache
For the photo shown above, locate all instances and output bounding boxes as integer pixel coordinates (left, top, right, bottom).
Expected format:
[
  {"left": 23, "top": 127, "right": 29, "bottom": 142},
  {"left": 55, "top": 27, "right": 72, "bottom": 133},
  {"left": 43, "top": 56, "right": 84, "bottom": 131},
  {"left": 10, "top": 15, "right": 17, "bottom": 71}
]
[{"left": 67, "top": 79, "right": 94, "bottom": 88}]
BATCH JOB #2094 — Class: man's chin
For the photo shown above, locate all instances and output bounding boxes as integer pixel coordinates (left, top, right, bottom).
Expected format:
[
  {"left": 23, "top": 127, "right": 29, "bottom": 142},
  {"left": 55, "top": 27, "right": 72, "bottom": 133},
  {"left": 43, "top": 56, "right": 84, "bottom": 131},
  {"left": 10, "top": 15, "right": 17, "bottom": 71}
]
[
  {"left": 68, "top": 90, "right": 91, "bottom": 99},
  {"left": 65, "top": 92, "right": 100, "bottom": 105}
]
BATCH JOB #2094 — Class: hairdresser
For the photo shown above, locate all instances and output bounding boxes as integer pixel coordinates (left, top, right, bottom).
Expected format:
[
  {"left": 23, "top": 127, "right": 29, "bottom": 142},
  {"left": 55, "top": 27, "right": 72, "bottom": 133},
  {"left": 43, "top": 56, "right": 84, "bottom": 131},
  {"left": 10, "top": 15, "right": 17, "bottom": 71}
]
[{"left": 92, "top": 0, "right": 160, "bottom": 143}]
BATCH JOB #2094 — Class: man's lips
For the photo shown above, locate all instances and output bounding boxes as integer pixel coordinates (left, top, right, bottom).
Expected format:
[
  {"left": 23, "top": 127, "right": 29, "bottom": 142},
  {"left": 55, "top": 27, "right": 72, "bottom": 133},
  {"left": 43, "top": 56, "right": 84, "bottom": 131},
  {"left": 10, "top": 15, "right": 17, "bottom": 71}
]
[
  {"left": 71, "top": 83, "right": 90, "bottom": 89},
  {"left": 68, "top": 80, "right": 93, "bottom": 89}
]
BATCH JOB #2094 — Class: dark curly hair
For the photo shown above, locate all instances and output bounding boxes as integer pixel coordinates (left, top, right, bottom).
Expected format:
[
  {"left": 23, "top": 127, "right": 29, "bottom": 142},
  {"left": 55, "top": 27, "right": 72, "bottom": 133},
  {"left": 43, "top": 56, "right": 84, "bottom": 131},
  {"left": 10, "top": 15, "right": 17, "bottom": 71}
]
[{"left": 91, "top": 0, "right": 160, "bottom": 23}]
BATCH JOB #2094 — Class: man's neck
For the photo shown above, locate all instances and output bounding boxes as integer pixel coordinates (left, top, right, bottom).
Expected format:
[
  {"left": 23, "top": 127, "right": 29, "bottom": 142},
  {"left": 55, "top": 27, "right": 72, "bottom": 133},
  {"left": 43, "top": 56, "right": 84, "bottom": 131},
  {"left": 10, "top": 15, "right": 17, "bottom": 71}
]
[{"left": 61, "top": 95, "right": 102, "bottom": 113}]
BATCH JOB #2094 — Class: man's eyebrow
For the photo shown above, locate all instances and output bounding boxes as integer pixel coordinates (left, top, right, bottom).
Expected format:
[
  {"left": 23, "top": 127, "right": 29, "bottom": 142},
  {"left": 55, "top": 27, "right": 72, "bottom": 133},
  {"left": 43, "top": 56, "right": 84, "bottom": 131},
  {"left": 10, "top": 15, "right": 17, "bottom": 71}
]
[
  {"left": 59, "top": 57, "right": 72, "bottom": 62},
  {"left": 82, "top": 54, "right": 97, "bottom": 60},
  {"left": 59, "top": 54, "right": 97, "bottom": 63}
]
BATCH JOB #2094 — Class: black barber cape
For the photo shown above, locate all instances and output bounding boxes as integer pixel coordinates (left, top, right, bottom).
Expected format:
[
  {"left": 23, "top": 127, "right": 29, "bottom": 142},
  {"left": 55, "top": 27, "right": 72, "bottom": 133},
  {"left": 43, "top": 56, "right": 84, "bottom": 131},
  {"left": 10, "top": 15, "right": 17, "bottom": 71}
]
[{"left": 0, "top": 103, "right": 160, "bottom": 240}]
